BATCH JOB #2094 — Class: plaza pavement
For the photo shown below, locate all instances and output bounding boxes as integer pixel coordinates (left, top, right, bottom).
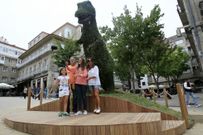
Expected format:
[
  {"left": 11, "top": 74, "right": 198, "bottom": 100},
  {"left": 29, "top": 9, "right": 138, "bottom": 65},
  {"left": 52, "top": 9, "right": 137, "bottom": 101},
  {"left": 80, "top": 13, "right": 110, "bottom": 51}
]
[
  {"left": 0, "top": 97, "right": 55, "bottom": 135},
  {"left": 0, "top": 95, "right": 203, "bottom": 135},
  {"left": 156, "top": 93, "right": 203, "bottom": 135}
]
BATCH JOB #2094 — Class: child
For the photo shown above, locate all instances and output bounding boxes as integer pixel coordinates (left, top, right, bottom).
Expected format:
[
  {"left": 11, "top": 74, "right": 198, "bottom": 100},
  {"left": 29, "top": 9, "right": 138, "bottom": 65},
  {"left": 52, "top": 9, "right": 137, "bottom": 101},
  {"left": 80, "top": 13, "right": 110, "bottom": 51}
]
[{"left": 57, "top": 67, "right": 71, "bottom": 117}]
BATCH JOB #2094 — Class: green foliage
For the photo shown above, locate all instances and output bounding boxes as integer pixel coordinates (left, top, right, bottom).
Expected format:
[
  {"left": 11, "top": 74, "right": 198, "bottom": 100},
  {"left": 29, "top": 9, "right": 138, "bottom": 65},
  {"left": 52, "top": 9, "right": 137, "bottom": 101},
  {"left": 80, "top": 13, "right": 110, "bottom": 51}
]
[
  {"left": 101, "top": 90, "right": 181, "bottom": 118},
  {"left": 159, "top": 47, "right": 190, "bottom": 80},
  {"left": 101, "top": 4, "right": 190, "bottom": 89},
  {"left": 52, "top": 39, "right": 80, "bottom": 67}
]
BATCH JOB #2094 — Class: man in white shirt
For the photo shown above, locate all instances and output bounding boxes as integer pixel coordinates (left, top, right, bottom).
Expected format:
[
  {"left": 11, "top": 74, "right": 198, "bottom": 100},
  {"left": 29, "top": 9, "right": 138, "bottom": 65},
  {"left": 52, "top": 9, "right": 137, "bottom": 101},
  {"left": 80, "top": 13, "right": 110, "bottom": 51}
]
[{"left": 183, "top": 80, "right": 201, "bottom": 107}]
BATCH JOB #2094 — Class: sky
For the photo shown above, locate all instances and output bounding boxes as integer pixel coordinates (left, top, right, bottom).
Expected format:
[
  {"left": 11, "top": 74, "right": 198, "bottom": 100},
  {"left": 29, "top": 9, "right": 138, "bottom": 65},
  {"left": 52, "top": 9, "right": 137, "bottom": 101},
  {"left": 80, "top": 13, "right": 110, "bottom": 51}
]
[{"left": 0, "top": 0, "right": 182, "bottom": 50}]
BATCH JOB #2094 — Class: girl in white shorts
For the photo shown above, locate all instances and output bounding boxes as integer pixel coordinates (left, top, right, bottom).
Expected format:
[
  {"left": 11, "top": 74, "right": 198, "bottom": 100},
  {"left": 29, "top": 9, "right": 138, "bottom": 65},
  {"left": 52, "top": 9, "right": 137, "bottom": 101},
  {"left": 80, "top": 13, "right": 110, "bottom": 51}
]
[
  {"left": 87, "top": 58, "right": 101, "bottom": 114},
  {"left": 57, "top": 67, "right": 70, "bottom": 117}
]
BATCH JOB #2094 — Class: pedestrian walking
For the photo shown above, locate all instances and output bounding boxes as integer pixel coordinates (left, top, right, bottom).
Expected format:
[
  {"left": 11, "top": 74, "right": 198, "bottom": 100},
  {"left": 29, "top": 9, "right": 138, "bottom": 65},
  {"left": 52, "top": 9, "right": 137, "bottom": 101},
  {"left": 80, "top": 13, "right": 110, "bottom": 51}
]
[{"left": 183, "top": 80, "right": 201, "bottom": 108}]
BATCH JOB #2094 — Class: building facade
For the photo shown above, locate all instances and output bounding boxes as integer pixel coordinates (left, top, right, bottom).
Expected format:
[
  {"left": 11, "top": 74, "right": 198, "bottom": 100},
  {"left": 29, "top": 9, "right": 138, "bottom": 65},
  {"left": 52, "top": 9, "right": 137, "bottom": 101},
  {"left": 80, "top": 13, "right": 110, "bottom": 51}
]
[
  {"left": 0, "top": 37, "right": 26, "bottom": 85},
  {"left": 17, "top": 22, "right": 81, "bottom": 94},
  {"left": 177, "top": 0, "right": 203, "bottom": 75}
]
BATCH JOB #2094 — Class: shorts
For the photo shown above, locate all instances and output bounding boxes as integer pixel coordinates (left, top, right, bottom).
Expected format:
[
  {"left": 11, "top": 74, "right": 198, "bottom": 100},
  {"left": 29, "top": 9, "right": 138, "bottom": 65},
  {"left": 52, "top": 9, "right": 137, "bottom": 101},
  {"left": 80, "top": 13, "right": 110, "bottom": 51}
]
[
  {"left": 59, "top": 87, "right": 69, "bottom": 97},
  {"left": 88, "top": 85, "right": 101, "bottom": 91}
]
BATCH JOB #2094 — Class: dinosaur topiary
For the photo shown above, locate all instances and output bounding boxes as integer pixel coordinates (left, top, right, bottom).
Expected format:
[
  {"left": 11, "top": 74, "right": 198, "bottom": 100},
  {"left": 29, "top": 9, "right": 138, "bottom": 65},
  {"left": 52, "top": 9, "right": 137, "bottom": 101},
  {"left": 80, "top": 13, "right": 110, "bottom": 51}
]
[{"left": 75, "top": 1, "right": 114, "bottom": 91}]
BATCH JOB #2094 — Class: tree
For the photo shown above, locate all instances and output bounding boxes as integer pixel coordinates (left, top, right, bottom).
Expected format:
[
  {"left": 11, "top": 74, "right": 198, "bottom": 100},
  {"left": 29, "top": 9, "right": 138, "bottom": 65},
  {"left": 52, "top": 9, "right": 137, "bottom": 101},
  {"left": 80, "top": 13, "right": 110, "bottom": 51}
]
[
  {"left": 100, "top": 5, "right": 144, "bottom": 90},
  {"left": 101, "top": 5, "right": 190, "bottom": 92},
  {"left": 159, "top": 46, "right": 190, "bottom": 84},
  {"left": 52, "top": 39, "right": 80, "bottom": 67},
  {"left": 101, "top": 5, "right": 166, "bottom": 90}
]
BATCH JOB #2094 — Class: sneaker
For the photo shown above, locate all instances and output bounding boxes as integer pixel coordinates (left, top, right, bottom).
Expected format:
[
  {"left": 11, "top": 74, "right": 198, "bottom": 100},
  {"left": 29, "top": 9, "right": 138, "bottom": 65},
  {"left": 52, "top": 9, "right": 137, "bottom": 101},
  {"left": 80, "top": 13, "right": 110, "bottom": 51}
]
[
  {"left": 63, "top": 112, "right": 69, "bottom": 116},
  {"left": 195, "top": 104, "right": 202, "bottom": 108},
  {"left": 187, "top": 105, "right": 191, "bottom": 108},
  {"left": 83, "top": 110, "right": 88, "bottom": 115},
  {"left": 95, "top": 107, "right": 101, "bottom": 114},
  {"left": 58, "top": 112, "right": 63, "bottom": 117},
  {"left": 93, "top": 108, "right": 97, "bottom": 113},
  {"left": 74, "top": 111, "right": 82, "bottom": 116}
]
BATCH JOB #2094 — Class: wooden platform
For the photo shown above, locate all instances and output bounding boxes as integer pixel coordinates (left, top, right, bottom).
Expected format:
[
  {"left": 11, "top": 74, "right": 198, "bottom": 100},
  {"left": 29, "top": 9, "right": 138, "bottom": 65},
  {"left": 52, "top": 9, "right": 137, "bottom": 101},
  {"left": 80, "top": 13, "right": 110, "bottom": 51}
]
[
  {"left": 4, "top": 96, "right": 186, "bottom": 135},
  {"left": 5, "top": 112, "right": 162, "bottom": 135}
]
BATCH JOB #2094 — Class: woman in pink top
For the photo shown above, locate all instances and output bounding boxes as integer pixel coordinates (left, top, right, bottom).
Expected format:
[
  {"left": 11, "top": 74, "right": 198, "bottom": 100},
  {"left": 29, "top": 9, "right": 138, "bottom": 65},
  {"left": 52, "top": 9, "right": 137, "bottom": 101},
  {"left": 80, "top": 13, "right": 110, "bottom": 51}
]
[{"left": 74, "top": 57, "right": 88, "bottom": 115}]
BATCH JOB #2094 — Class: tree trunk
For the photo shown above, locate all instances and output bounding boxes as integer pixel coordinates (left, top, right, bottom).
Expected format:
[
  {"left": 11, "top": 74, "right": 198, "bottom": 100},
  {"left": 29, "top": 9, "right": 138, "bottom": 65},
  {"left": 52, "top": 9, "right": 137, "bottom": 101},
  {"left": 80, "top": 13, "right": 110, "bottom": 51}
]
[{"left": 131, "top": 70, "right": 136, "bottom": 90}]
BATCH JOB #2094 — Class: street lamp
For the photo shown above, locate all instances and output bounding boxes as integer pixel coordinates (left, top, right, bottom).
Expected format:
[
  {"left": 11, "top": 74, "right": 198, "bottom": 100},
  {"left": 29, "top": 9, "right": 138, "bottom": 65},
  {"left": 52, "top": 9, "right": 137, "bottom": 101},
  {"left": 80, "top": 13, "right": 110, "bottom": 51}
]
[
  {"left": 51, "top": 45, "right": 57, "bottom": 51},
  {"left": 51, "top": 44, "right": 65, "bottom": 51},
  {"left": 176, "top": 25, "right": 190, "bottom": 37}
]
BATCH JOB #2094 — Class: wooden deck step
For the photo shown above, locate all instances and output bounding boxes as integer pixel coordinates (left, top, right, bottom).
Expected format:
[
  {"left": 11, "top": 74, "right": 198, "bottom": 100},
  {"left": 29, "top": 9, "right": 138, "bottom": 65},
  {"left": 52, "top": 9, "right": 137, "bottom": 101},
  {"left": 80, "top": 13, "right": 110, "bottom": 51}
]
[
  {"left": 161, "top": 120, "right": 186, "bottom": 135},
  {"left": 5, "top": 111, "right": 162, "bottom": 135}
]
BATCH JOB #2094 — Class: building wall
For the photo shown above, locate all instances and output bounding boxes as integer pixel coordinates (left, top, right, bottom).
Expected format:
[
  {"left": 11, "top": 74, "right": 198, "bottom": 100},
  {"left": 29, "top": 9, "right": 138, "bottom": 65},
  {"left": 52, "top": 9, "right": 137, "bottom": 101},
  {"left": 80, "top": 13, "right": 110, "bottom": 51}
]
[
  {"left": 17, "top": 39, "right": 58, "bottom": 89},
  {"left": 0, "top": 41, "right": 25, "bottom": 85},
  {"left": 17, "top": 22, "right": 81, "bottom": 94},
  {"left": 28, "top": 32, "right": 49, "bottom": 49},
  {"left": 181, "top": 0, "right": 203, "bottom": 70},
  {"left": 53, "top": 22, "right": 81, "bottom": 40}
]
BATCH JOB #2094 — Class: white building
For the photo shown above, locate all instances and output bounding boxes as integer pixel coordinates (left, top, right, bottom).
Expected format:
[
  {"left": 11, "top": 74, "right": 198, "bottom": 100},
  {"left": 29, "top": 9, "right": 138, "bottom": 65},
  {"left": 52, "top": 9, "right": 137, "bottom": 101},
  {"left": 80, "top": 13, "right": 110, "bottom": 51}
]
[
  {"left": 17, "top": 22, "right": 81, "bottom": 93},
  {"left": 0, "top": 37, "right": 26, "bottom": 86}
]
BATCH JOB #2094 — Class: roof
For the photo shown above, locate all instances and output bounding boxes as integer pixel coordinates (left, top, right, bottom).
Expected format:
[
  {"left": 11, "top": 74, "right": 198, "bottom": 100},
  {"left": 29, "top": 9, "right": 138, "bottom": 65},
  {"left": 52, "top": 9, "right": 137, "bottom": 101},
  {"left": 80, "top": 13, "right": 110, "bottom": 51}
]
[
  {"left": 52, "top": 22, "right": 81, "bottom": 34},
  {"left": 19, "top": 34, "right": 66, "bottom": 59},
  {"left": 0, "top": 41, "right": 27, "bottom": 51},
  {"left": 28, "top": 31, "right": 49, "bottom": 45}
]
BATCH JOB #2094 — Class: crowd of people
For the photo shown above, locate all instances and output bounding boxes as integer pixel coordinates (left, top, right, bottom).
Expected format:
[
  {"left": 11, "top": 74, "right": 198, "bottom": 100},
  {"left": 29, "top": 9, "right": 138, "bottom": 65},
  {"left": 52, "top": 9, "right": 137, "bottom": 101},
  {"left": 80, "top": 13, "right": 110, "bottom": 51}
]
[{"left": 54, "top": 57, "right": 101, "bottom": 117}]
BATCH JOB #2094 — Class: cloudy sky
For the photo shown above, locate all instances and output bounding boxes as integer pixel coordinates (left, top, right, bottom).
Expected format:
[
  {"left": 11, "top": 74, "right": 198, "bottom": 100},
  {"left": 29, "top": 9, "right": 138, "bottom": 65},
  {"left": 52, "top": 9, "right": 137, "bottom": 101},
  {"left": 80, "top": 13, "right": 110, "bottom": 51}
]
[{"left": 0, "top": 0, "right": 182, "bottom": 49}]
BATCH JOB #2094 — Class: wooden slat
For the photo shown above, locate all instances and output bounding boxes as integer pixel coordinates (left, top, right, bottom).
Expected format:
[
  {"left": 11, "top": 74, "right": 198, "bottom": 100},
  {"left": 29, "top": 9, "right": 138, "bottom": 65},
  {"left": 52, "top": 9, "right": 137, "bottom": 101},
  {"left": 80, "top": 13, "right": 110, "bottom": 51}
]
[{"left": 161, "top": 120, "right": 186, "bottom": 135}]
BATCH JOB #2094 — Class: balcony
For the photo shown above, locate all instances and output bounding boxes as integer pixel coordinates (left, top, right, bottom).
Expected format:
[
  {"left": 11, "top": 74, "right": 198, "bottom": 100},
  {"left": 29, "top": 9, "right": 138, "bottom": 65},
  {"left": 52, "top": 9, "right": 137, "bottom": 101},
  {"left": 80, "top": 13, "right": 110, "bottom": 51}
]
[
  {"left": 18, "top": 47, "right": 50, "bottom": 68},
  {"left": 17, "top": 66, "right": 49, "bottom": 82},
  {"left": 0, "top": 59, "right": 5, "bottom": 65}
]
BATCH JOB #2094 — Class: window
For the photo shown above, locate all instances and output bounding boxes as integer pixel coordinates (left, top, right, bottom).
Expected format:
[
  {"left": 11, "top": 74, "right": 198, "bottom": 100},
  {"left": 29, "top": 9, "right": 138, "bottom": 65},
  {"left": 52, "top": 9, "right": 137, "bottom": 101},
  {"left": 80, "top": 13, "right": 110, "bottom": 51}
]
[
  {"left": 38, "top": 62, "right": 42, "bottom": 70},
  {"left": 10, "top": 77, "right": 15, "bottom": 82},
  {"left": 8, "top": 58, "right": 12, "bottom": 63},
  {"left": 26, "top": 68, "right": 28, "bottom": 74},
  {"left": 64, "top": 28, "right": 71, "bottom": 38},
  {"left": 12, "top": 68, "right": 16, "bottom": 73},
  {"left": 0, "top": 56, "right": 5, "bottom": 60},
  {"left": 30, "top": 67, "right": 32, "bottom": 73},
  {"left": 33, "top": 64, "right": 36, "bottom": 72},
  {"left": 2, "top": 76, "right": 8, "bottom": 82},
  {"left": 43, "top": 59, "right": 47, "bottom": 67},
  {"left": 175, "top": 40, "right": 183, "bottom": 45},
  {"left": 2, "top": 66, "right": 8, "bottom": 71},
  {"left": 142, "top": 82, "right": 146, "bottom": 86},
  {"left": 199, "top": 1, "right": 203, "bottom": 16},
  {"left": 58, "top": 32, "right": 62, "bottom": 36},
  {"left": 3, "top": 47, "right": 8, "bottom": 52}
]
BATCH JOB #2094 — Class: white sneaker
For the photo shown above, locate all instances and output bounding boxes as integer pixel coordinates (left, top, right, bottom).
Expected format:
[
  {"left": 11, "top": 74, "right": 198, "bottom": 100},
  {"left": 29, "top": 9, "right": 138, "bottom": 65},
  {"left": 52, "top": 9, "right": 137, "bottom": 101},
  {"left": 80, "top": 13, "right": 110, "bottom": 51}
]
[
  {"left": 93, "top": 108, "right": 97, "bottom": 113},
  {"left": 74, "top": 111, "right": 82, "bottom": 116},
  {"left": 95, "top": 107, "right": 101, "bottom": 114},
  {"left": 195, "top": 104, "right": 202, "bottom": 108},
  {"left": 83, "top": 110, "right": 88, "bottom": 115}
]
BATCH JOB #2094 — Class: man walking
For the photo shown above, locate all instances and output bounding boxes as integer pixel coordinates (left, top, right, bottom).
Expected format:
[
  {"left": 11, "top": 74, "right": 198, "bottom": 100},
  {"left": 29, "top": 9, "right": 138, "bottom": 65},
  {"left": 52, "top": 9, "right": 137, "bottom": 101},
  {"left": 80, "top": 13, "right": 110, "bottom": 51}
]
[{"left": 183, "top": 80, "right": 201, "bottom": 108}]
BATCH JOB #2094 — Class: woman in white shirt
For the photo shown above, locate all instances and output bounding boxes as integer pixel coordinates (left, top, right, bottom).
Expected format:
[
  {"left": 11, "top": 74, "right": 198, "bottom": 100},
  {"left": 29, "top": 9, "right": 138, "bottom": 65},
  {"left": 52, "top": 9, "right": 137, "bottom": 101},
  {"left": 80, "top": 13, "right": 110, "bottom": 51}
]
[{"left": 87, "top": 58, "right": 101, "bottom": 114}]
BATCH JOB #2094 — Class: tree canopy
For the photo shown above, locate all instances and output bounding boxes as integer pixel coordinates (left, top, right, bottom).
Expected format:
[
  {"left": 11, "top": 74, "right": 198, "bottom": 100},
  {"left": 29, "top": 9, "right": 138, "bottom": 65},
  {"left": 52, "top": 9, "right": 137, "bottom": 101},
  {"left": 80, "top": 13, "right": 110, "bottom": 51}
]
[
  {"left": 100, "top": 5, "right": 190, "bottom": 89},
  {"left": 52, "top": 39, "right": 80, "bottom": 67}
]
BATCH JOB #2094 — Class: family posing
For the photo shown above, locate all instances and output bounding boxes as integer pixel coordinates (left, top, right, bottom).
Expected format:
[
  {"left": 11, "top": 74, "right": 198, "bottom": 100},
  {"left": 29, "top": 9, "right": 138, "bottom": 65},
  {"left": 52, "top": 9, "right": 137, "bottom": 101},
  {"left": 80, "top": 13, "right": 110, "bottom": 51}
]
[{"left": 57, "top": 57, "right": 101, "bottom": 117}]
